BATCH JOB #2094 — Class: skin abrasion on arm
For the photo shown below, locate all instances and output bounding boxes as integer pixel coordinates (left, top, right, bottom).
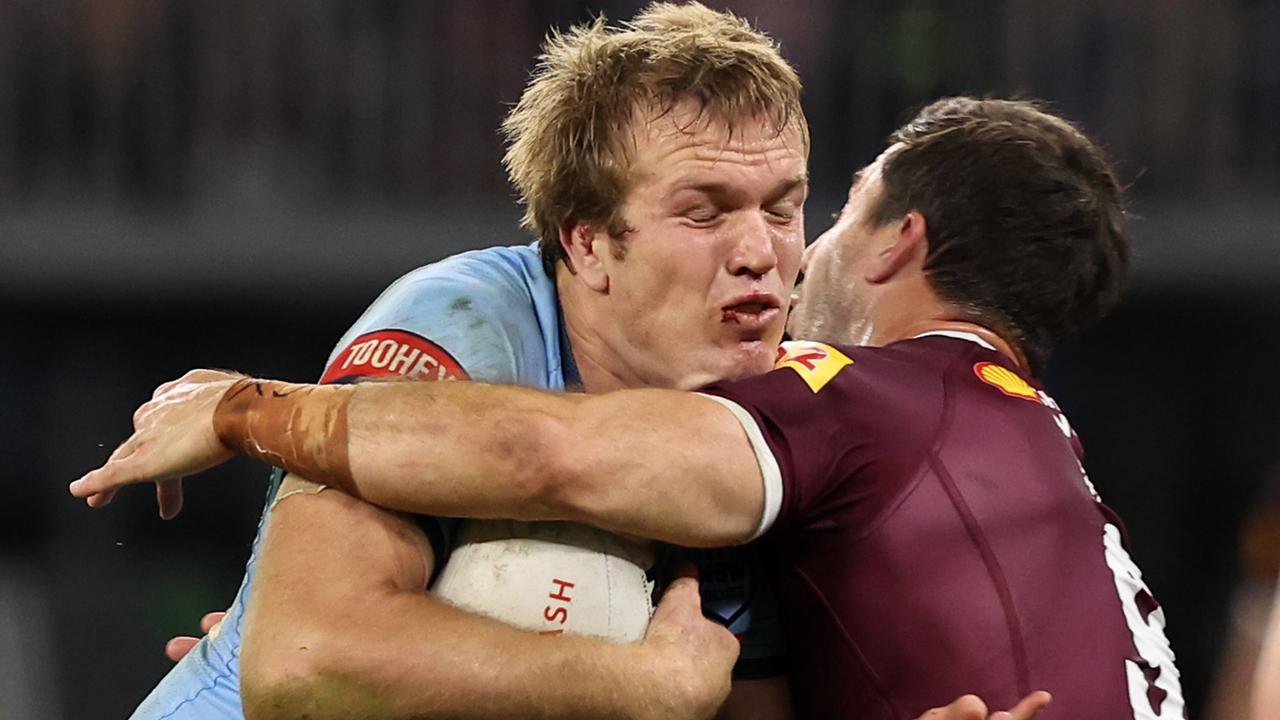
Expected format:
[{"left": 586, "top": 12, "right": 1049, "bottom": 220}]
[
  {"left": 214, "top": 378, "right": 357, "bottom": 489},
  {"left": 212, "top": 377, "right": 768, "bottom": 547}
]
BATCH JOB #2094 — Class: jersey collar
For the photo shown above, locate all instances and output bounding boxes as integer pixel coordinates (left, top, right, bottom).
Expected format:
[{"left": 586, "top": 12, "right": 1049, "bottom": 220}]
[{"left": 912, "top": 329, "right": 998, "bottom": 351}]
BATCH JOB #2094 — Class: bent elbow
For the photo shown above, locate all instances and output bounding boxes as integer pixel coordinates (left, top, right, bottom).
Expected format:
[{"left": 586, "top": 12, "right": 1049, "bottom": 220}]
[
  {"left": 241, "top": 621, "right": 364, "bottom": 720},
  {"left": 241, "top": 675, "right": 304, "bottom": 720},
  {"left": 241, "top": 636, "right": 324, "bottom": 720}
]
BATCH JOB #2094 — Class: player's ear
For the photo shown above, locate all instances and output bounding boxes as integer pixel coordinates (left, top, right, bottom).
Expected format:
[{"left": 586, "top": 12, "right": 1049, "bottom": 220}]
[
  {"left": 866, "top": 210, "right": 927, "bottom": 284},
  {"left": 560, "top": 219, "right": 610, "bottom": 292}
]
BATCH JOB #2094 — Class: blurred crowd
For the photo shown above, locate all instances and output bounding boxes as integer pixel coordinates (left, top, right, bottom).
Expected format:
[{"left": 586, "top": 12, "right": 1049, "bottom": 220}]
[{"left": 1, "top": 0, "right": 1277, "bottom": 205}]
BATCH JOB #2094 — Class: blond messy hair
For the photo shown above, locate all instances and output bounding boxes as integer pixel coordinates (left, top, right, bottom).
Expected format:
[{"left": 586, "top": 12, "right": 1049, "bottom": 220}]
[{"left": 502, "top": 2, "right": 808, "bottom": 275}]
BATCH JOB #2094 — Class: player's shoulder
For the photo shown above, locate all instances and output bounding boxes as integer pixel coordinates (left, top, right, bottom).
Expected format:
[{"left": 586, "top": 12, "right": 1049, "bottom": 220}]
[
  {"left": 831, "top": 334, "right": 1051, "bottom": 422},
  {"left": 769, "top": 336, "right": 1006, "bottom": 429},
  {"left": 772, "top": 338, "right": 951, "bottom": 396},
  {"left": 381, "top": 243, "right": 549, "bottom": 312},
  {"left": 324, "top": 244, "right": 560, "bottom": 385}
]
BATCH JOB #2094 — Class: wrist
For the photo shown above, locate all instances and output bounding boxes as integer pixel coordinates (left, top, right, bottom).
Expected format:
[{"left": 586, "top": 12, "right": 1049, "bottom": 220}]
[
  {"left": 213, "top": 378, "right": 358, "bottom": 493},
  {"left": 626, "top": 641, "right": 716, "bottom": 720},
  {"left": 212, "top": 377, "right": 256, "bottom": 450}
]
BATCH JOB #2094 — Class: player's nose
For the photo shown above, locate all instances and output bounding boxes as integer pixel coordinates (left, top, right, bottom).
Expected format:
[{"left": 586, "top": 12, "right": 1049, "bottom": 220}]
[{"left": 728, "top": 218, "right": 779, "bottom": 278}]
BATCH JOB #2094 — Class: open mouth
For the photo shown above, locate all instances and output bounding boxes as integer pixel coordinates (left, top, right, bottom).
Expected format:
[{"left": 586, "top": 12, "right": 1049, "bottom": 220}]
[{"left": 721, "top": 294, "right": 782, "bottom": 329}]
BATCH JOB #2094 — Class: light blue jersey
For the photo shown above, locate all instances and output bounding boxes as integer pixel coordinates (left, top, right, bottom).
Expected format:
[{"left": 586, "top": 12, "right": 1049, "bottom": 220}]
[
  {"left": 131, "top": 244, "right": 781, "bottom": 718},
  {"left": 130, "top": 245, "right": 568, "bottom": 718}
]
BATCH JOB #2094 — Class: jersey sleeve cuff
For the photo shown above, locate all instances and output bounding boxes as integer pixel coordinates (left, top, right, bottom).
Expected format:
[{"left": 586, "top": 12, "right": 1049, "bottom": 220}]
[{"left": 696, "top": 393, "right": 783, "bottom": 540}]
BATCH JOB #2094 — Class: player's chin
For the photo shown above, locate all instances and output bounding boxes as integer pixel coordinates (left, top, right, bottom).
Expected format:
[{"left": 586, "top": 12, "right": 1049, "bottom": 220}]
[
  {"left": 671, "top": 343, "right": 772, "bottom": 389},
  {"left": 723, "top": 338, "right": 778, "bottom": 378}
]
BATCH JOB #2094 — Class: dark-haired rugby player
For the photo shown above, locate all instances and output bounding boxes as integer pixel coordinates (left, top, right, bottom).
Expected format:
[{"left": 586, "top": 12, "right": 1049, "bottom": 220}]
[{"left": 74, "top": 97, "right": 1156, "bottom": 719}]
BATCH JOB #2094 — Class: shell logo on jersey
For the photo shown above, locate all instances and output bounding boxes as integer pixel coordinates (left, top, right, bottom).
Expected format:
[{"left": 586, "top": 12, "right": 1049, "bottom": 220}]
[
  {"left": 320, "top": 329, "right": 469, "bottom": 384},
  {"left": 973, "top": 361, "right": 1039, "bottom": 402},
  {"left": 774, "top": 341, "right": 853, "bottom": 393}
]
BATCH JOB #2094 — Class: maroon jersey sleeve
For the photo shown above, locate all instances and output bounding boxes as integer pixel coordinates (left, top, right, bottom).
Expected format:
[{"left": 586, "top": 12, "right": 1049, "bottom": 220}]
[{"left": 700, "top": 341, "right": 931, "bottom": 539}]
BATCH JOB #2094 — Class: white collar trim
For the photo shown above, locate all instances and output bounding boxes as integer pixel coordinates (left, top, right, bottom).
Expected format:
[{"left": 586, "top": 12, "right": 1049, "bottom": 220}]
[{"left": 912, "top": 330, "right": 997, "bottom": 351}]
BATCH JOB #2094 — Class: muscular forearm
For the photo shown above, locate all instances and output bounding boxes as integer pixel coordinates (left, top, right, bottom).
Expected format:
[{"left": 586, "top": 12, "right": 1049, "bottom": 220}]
[
  {"left": 214, "top": 378, "right": 763, "bottom": 547},
  {"left": 248, "top": 586, "right": 684, "bottom": 720},
  {"left": 242, "top": 479, "right": 714, "bottom": 720}
]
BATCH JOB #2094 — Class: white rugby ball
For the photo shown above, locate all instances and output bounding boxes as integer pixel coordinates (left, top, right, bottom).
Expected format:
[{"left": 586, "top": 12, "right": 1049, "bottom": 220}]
[{"left": 431, "top": 519, "right": 656, "bottom": 643}]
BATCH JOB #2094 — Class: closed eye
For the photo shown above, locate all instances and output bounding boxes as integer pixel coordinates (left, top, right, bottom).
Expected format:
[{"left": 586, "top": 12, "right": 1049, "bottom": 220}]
[
  {"left": 683, "top": 208, "right": 723, "bottom": 226},
  {"left": 765, "top": 202, "right": 798, "bottom": 221}
]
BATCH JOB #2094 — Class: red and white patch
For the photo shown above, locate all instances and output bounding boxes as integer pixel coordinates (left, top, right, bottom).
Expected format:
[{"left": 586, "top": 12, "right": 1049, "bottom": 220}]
[{"left": 321, "top": 329, "right": 469, "bottom": 384}]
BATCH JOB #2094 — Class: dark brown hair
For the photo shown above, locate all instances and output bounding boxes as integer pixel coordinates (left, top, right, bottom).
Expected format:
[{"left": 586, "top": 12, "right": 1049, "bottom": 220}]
[{"left": 870, "top": 97, "right": 1130, "bottom": 372}]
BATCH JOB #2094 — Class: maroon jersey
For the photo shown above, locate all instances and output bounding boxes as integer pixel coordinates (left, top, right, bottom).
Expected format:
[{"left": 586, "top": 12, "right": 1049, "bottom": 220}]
[{"left": 699, "top": 333, "right": 1185, "bottom": 720}]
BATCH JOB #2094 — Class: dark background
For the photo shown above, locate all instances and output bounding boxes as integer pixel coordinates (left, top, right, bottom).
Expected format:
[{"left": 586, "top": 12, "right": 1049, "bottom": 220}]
[{"left": 1, "top": 1, "right": 1278, "bottom": 717}]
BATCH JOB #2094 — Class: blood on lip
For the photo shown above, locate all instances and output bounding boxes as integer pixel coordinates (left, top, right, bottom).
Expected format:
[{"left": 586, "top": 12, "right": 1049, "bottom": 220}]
[{"left": 721, "top": 303, "right": 770, "bottom": 323}]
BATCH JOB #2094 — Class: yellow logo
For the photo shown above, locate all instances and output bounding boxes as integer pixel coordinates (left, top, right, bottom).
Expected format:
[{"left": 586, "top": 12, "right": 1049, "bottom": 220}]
[
  {"left": 774, "top": 341, "right": 853, "bottom": 393},
  {"left": 974, "top": 362, "right": 1039, "bottom": 402}
]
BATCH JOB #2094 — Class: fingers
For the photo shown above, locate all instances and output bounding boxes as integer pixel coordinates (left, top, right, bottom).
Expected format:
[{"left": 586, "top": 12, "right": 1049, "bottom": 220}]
[
  {"left": 994, "top": 691, "right": 1051, "bottom": 720},
  {"left": 918, "top": 694, "right": 986, "bottom": 720},
  {"left": 72, "top": 435, "right": 144, "bottom": 499},
  {"left": 164, "top": 636, "right": 200, "bottom": 663},
  {"left": 84, "top": 487, "right": 117, "bottom": 508},
  {"left": 649, "top": 575, "right": 739, "bottom": 665},
  {"left": 72, "top": 466, "right": 117, "bottom": 499},
  {"left": 71, "top": 437, "right": 173, "bottom": 501},
  {"left": 199, "top": 611, "right": 227, "bottom": 634},
  {"left": 647, "top": 575, "right": 714, "bottom": 646},
  {"left": 164, "top": 609, "right": 229, "bottom": 662},
  {"left": 653, "top": 575, "right": 702, "bottom": 618},
  {"left": 71, "top": 458, "right": 144, "bottom": 500},
  {"left": 74, "top": 368, "right": 241, "bottom": 513},
  {"left": 157, "top": 478, "right": 184, "bottom": 520}
]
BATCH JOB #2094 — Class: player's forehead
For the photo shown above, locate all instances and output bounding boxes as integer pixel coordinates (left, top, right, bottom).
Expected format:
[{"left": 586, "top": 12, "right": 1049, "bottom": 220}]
[
  {"left": 843, "top": 143, "right": 898, "bottom": 208},
  {"left": 624, "top": 99, "right": 808, "bottom": 198}
]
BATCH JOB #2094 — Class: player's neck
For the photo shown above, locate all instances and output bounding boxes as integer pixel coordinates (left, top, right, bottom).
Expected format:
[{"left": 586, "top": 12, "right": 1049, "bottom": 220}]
[
  {"left": 556, "top": 273, "right": 641, "bottom": 394},
  {"left": 864, "top": 284, "right": 1027, "bottom": 370},
  {"left": 566, "top": 335, "right": 636, "bottom": 394},
  {"left": 897, "top": 318, "right": 1027, "bottom": 370}
]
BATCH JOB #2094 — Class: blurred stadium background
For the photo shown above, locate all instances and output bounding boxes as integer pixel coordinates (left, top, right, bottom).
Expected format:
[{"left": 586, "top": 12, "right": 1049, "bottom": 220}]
[{"left": 1, "top": 1, "right": 1278, "bottom": 717}]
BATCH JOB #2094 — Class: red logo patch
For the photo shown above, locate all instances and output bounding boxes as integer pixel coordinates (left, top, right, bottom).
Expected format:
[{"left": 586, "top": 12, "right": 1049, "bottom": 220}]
[{"left": 321, "top": 329, "right": 469, "bottom": 384}]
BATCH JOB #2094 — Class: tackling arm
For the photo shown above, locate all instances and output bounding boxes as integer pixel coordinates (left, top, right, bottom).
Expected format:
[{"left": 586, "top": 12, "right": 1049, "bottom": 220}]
[
  {"left": 220, "top": 377, "right": 767, "bottom": 548},
  {"left": 72, "top": 373, "right": 1048, "bottom": 720},
  {"left": 71, "top": 373, "right": 766, "bottom": 547}
]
